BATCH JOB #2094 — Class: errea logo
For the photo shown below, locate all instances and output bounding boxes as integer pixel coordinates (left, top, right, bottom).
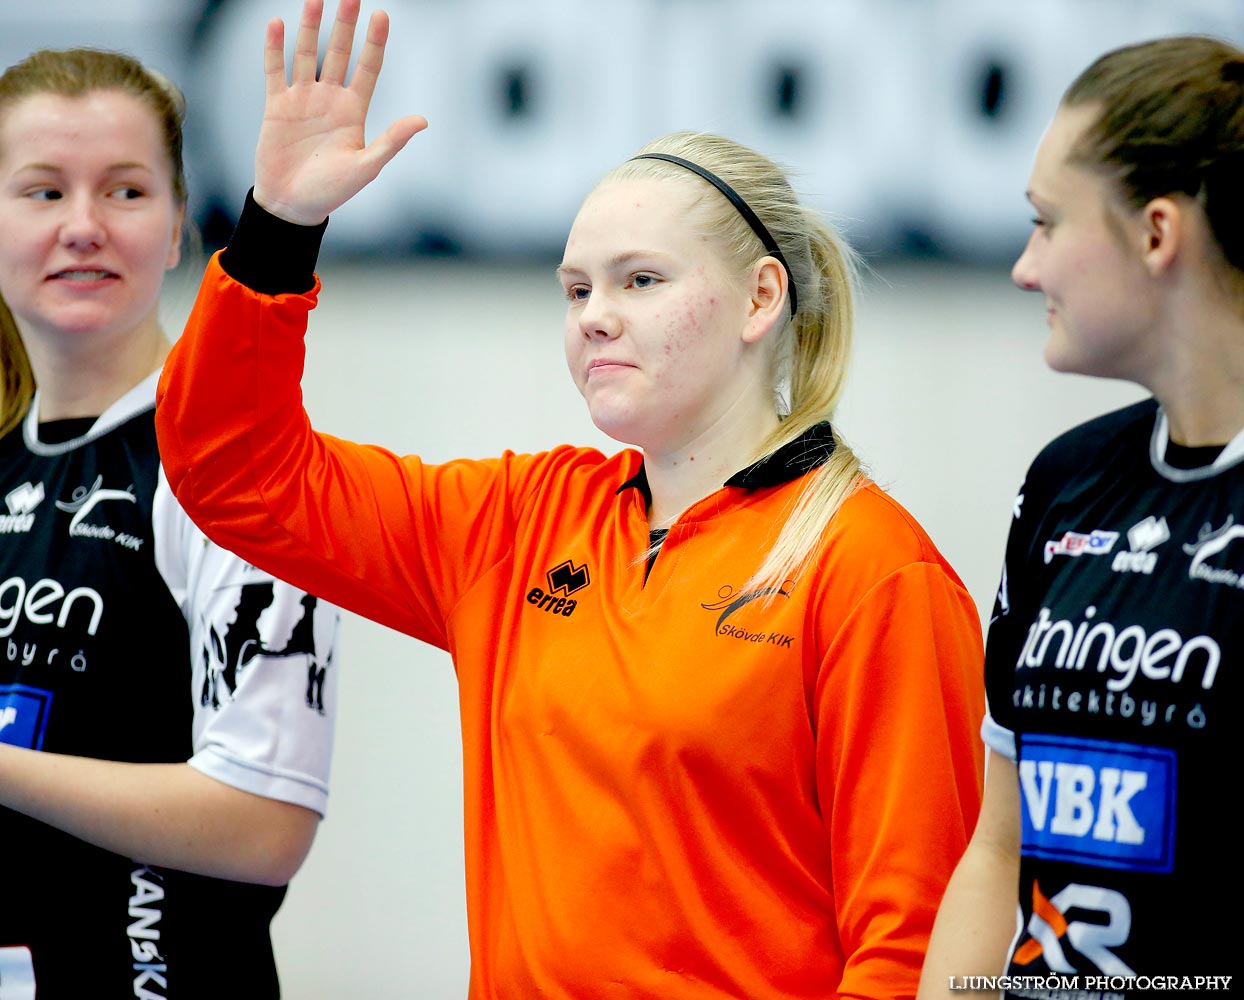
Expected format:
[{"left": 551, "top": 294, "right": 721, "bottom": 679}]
[
  {"left": 1111, "top": 516, "right": 1169, "bottom": 575},
  {"left": 525, "top": 560, "right": 590, "bottom": 618},
  {"left": 0, "top": 482, "right": 44, "bottom": 535}
]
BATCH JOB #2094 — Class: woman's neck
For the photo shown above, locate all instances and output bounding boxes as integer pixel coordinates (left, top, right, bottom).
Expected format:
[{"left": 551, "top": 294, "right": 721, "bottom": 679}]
[
  {"left": 23, "top": 315, "right": 170, "bottom": 421},
  {"left": 1147, "top": 298, "right": 1244, "bottom": 446},
  {"left": 642, "top": 403, "right": 781, "bottom": 529},
  {"left": 1158, "top": 368, "right": 1244, "bottom": 447}
]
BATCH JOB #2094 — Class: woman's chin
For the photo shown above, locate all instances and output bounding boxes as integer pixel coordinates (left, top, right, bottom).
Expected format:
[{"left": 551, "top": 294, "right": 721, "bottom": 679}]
[{"left": 588, "top": 409, "right": 649, "bottom": 450}]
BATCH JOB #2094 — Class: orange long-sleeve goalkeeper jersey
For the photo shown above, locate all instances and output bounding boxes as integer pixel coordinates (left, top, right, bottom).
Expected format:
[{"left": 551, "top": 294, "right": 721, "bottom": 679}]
[{"left": 156, "top": 222, "right": 983, "bottom": 998}]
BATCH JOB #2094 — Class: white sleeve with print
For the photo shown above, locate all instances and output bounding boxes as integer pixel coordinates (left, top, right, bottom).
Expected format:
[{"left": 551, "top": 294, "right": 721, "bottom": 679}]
[{"left": 152, "top": 465, "right": 339, "bottom": 815}]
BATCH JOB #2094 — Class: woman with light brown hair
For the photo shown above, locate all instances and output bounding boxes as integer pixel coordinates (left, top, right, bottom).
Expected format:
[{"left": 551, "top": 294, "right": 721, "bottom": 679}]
[
  {"left": 0, "top": 46, "right": 338, "bottom": 998},
  {"left": 920, "top": 35, "right": 1244, "bottom": 997}
]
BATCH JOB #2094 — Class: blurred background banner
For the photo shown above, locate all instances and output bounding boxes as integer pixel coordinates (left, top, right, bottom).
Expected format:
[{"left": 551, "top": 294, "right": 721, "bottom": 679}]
[
  {"left": 5, "top": 0, "right": 1242, "bottom": 260},
  {"left": 3, "top": 4, "right": 1241, "bottom": 998}
]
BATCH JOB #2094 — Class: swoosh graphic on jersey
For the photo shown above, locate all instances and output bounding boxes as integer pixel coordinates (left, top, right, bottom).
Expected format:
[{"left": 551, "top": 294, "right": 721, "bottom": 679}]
[{"left": 55, "top": 474, "right": 137, "bottom": 534}]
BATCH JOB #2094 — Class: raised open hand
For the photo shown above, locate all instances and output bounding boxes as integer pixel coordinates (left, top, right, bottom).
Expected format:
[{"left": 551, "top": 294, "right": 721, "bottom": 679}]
[{"left": 254, "top": 0, "right": 428, "bottom": 225}]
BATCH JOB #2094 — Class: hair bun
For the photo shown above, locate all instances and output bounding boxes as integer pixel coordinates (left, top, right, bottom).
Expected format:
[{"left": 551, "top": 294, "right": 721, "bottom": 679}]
[{"left": 1221, "top": 60, "right": 1244, "bottom": 82}]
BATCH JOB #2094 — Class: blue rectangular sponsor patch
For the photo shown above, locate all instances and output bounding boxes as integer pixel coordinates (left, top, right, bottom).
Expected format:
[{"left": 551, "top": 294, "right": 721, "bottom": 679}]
[
  {"left": 1017, "top": 733, "right": 1176, "bottom": 873},
  {"left": 0, "top": 684, "right": 53, "bottom": 750}
]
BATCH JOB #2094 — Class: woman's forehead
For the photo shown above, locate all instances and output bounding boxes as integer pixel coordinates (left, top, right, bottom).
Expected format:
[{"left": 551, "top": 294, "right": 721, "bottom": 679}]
[
  {"left": 1032, "top": 105, "right": 1101, "bottom": 182},
  {"left": 0, "top": 90, "right": 172, "bottom": 188},
  {"left": 582, "top": 175, "right": 703, "bottom": 218},
  {"left": 565, "top": 177, "right": 712, "bottom": 260},
  {"left": 0, "top": 90, "right": 160, "bottom": 150}
]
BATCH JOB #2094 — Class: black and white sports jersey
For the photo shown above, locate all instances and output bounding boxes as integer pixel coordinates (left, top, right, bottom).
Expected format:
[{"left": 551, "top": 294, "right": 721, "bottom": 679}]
[
  {"left": 984, "top": 398, "right": 1237, "bottom": 994},
  {"left": 0, "top": 371, "right": 339, "bottom": 1000}
]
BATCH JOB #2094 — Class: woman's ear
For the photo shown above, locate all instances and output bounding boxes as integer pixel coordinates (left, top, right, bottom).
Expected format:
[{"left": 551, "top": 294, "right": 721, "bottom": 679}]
[
  {"left": 166, "top": 203, "right": 187, "bottom": 271},
  {"left": 743, "top": 256, "right": 789, "bottom": 344},
  {"left": 1138, "top": 195, "right": 1185, "bottom": 277}
]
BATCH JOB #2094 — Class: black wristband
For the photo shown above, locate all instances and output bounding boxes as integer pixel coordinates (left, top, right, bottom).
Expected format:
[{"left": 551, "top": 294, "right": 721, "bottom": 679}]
[{"left": 218, "top": 189, "right": 329, "bottom": 295}]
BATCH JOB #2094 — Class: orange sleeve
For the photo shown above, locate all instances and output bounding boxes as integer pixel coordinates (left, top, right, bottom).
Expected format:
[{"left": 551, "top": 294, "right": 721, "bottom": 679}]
[
  {"left": 815, "top": 561, "right": 985, "bottom": 999},
  {"left": 156, "top": 253, "right": 546, "bottom": 645}
]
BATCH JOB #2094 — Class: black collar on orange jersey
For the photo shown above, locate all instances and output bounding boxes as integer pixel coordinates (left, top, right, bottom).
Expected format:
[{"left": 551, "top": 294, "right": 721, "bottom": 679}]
[{"left": 616, "top": 421, "right": 837, "bottom": 503}]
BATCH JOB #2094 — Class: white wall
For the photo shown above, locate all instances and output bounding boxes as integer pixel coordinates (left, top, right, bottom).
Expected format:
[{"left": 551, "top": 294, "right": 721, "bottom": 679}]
[{"left": 10, "top": 0, "right": 1235, "bottom": 258}]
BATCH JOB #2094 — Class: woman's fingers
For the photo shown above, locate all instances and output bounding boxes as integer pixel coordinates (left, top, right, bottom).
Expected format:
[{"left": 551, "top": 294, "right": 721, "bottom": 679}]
[
  {"left": 362, "top": 113, "right": 429, "bottom": 178},
  {"left": 348, "top": 8, "right": 389, "bottom": 103},
  {"left": 290, "top": 0, "right": 326, "bottom": 85},
  {"left": 319, "top": 0, "right": 361, "bottom": 85},
  {"left": 254, "top": 0, "right": 423, "bottom": 223},
  {"left": 270, "top": 1, "right": 387, "bottom": 97},
  {"left": 263, "top": 18, "right": 287, "bottom": 99}
]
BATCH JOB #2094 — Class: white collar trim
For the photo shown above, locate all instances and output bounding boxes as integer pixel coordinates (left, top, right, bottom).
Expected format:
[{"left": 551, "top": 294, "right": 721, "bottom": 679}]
[
  {"left": 1150, "top": 408, "right": 1244, "bottom": 482},
  {"left": 23, "top": 369, "right": 160, "bottom": 457}
]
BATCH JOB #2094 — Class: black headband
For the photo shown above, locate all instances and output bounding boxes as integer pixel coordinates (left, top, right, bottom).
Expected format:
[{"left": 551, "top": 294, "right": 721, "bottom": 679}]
[{"left": 632, "top": 152, "right": 798, "bottom": 317}]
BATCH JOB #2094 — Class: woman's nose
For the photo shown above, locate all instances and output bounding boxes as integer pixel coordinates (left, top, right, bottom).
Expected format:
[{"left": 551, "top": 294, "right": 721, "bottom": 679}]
[
  {"left": 578, "top": 290, "right": 621, "bottom": 340},
  {"left": 60, "top": 194, "right": 106, "bottom": 252}
]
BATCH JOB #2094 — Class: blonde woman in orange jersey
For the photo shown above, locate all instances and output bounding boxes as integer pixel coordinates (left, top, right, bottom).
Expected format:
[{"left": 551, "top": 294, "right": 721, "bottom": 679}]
[{"left": 156, "top": 1, "right": 985, "bottom": 995}]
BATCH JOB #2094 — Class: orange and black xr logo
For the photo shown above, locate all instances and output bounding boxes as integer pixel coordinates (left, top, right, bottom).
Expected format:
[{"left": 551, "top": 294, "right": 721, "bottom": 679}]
[
  {"left": 525, "top": 559, "right": 590, "bottom": 618},
  {"left": 1013, "top": 879, "right": 1135, "bottom": 976}
]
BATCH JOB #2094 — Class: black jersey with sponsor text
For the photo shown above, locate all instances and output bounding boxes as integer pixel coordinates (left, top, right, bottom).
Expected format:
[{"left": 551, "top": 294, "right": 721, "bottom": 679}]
[
  {"left": 983, "top": 398, "right": 1237, "bottom": 990},
  {"left": 0, "top": 375, "right": 338, "bottom": 1000}
]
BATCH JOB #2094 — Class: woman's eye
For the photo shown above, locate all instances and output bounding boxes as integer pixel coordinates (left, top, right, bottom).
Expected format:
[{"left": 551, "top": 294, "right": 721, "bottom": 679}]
[
  {"left": 630, "top": 273, "right": 657, "bottom": 289},
  {"left": 566, "top": 285, "right": 590, "bottom": 302},
  {"left": 110, "top": 187, "right": 143, "bottom": 200},
  {"left": 27, "top": 188, "right": 62, "bottom": 201}
]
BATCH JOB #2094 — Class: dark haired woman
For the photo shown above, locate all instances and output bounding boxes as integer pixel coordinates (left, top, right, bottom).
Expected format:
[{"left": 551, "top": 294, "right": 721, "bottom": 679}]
[{"left": 920, "top": 35, "right": 1244, "bottom": 996}]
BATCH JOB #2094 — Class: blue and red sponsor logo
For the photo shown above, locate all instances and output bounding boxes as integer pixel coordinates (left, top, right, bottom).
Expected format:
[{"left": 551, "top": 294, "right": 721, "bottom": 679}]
[{"left": 1044, "top": 529, "right": 1119, "bottom": 564}]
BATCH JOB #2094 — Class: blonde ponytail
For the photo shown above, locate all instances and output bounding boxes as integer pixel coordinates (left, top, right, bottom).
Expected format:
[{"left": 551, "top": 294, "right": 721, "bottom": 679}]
[{"left": 744, "top": 213, "right": 864, "bottom": 593}]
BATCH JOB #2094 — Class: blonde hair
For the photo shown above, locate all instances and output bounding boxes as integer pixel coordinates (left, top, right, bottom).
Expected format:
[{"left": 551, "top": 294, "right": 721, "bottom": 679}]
[
  {"left": 0, "top": 47, "right": 187, "bottom": 438},
  {"left": 605, "top": 132, "right": 864, "bottom": 592}
]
